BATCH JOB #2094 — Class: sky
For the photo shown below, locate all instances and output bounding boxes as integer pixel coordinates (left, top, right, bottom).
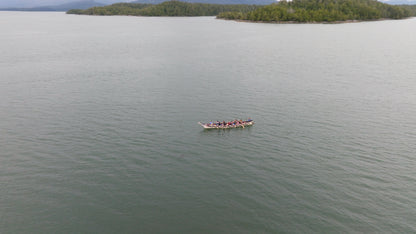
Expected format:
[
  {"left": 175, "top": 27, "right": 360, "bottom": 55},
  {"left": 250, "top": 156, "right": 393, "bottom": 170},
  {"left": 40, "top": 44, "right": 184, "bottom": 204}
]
[
  {"left": 0, "top": 0, "right": 134, "bottom": 8},
  {"left": 0, "top": 0, "right": 414, "bottom": 8}
]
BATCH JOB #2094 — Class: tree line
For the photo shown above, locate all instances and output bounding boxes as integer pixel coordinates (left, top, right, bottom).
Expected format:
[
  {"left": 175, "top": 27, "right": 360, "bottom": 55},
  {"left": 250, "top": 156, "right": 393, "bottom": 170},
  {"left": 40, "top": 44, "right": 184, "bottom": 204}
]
[
  {"left": 67, "top": 1, "right": 259, "bottom": 16},
  {"left": 67, "top": 0, "right": 416, "bottom": 22},
  {"left": 217, "top": 0, "right": 416, "bottom": 22}
]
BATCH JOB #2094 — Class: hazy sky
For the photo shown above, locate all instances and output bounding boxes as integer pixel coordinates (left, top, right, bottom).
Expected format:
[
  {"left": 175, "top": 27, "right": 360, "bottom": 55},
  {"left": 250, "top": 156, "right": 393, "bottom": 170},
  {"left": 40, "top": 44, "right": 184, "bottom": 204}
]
[
  {"left": 0, "top": 0, "right": 135, "bottom": 8},
  {"left": 0, "top": 0, "right": 412, "bottom": 8}
]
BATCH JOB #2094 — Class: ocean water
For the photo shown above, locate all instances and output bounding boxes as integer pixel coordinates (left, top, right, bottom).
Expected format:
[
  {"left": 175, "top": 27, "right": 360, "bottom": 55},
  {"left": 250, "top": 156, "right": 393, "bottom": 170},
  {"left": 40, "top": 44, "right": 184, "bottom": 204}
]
[{"left": 1, "top": 12, "right": 416, "bottom": 233}]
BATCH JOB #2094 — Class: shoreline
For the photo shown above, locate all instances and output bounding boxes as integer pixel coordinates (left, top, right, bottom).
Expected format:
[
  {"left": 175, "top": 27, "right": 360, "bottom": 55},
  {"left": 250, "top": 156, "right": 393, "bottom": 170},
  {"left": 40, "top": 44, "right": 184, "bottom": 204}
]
[{"left": 216, "top": 17, "right": 411, "bottom": 24}]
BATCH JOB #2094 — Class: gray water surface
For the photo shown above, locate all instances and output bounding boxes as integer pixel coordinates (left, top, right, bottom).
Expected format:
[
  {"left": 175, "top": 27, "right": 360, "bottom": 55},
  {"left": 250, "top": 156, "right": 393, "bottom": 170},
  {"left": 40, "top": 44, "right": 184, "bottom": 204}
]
[{"left": 1, "top": 12, "right": 416, "bottom": 233}]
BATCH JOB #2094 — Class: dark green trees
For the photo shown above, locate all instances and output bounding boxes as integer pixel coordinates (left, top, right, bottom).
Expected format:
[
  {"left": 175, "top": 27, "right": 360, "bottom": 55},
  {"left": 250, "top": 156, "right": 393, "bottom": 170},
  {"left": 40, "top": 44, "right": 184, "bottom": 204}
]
[
  {"left": 67, "top": 0, "right": 415, "bottom": 22},
  {"left": 67, "top": 1, "right": 258, "bottom": 17},
  {"left": 218, "top": 0, "right": 414, "bottom": 22}
]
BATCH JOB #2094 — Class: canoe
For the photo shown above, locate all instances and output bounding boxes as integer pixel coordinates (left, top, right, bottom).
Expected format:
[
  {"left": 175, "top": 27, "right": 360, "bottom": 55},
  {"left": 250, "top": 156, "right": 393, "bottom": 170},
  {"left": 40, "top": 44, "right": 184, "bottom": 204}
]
[{"left": 198, "top": 119, "right": 254, "bottom": 129}]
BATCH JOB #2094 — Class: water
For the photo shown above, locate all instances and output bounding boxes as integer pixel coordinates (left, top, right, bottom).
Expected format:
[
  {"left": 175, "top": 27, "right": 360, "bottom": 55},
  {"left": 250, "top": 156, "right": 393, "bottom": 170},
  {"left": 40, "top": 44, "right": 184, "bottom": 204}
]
[{"left": 1, "top": 12, "right": 416, "bottom": 233}]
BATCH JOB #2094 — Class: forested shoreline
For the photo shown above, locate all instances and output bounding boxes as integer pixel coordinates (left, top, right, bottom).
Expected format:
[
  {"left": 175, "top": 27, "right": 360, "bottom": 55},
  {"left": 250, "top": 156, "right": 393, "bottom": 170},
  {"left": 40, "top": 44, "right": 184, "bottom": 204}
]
[
  {"left": 67, "top": 1, "right": 260, "bottom": 16},
  {"left": 67, "top": 0, "right": 416, "bottom": 23},
  {"left": 218, "top": 0, "right": 415, "bottom": 22}
]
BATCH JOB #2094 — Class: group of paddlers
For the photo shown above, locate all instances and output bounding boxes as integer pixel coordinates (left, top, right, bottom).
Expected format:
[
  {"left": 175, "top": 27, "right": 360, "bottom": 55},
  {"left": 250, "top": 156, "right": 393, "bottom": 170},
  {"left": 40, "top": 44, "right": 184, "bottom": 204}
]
[{"left": 206, "top": 119, "right": 253, "bottom": 128}]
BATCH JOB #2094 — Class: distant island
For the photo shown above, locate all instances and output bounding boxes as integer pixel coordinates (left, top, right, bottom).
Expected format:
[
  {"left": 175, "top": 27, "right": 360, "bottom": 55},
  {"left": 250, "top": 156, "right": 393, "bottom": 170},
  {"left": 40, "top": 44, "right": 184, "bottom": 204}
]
[
  {"left": 67, "top": 0, "right": 416, "bottom": 23},
  {"left": 67, "top": 1, "right": 260, "bottom": 16}
]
